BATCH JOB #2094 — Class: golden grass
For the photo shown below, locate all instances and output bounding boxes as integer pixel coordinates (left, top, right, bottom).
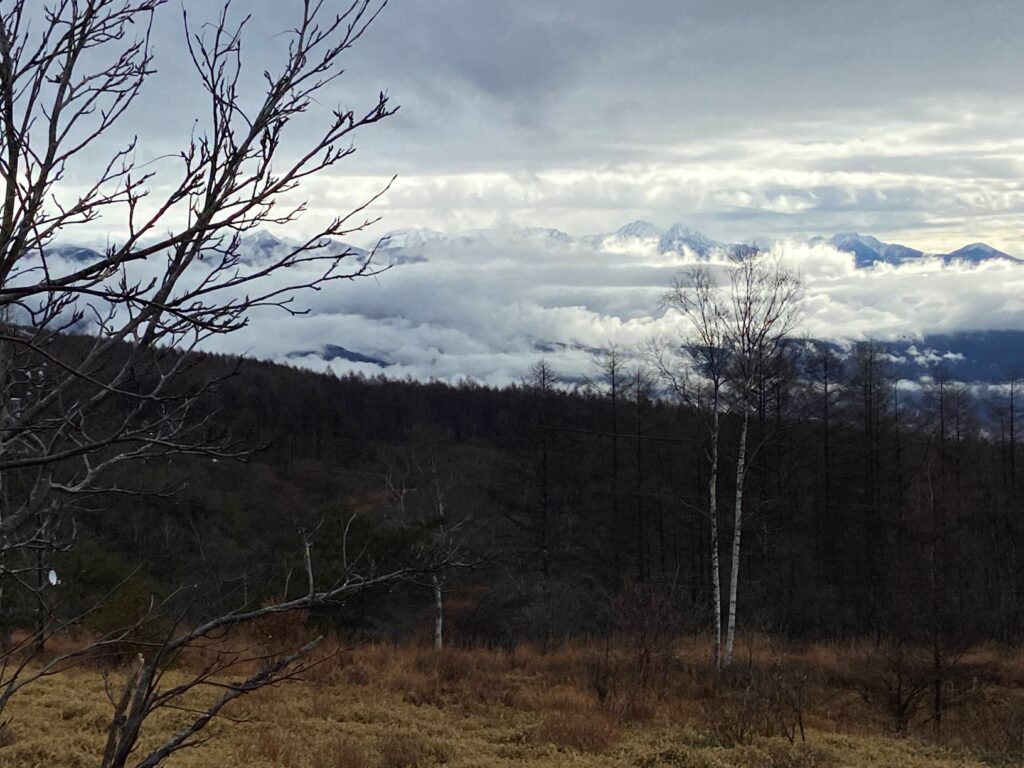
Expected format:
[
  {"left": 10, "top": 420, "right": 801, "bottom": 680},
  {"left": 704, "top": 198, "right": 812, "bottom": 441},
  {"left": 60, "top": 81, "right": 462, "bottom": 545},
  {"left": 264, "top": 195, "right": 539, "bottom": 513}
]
[
  {"left": 0, "top": 637, "right": 1019, "bottom": 767},
  {"left": 530, "top": 711, "right": 620, "bottom": 753}
]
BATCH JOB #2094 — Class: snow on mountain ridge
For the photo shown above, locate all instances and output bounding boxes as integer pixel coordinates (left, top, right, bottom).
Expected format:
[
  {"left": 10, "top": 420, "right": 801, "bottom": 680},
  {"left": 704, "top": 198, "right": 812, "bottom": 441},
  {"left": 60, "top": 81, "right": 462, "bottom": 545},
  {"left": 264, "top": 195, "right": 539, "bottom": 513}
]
[
  {"left": 816, "top": 232, "right": 924, "bottom": 268},
  {"left": 946, "top": 242, "right": 1021, "bottom": 265},
  {"left": 378, "top": 228, "right": 446, "bottom": 250},
  {"left": 221, "top": 227, "right": 1024, "bottom": 269},
  {"left": 45, "top": 224, "right": 1023, "bottom": 271},
  {"left": 615, "top": 220, "right": 664, "bottom": 240},
  {"left": 657, "top": 224, "right": 723, "bottom": 257}
]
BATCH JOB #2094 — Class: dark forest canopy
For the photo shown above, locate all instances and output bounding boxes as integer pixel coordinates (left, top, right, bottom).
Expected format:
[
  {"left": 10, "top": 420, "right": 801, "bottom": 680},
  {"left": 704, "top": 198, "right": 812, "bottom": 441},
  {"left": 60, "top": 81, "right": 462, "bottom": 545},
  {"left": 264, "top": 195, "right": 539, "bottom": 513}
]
[{"left": 46, "top": 339, "right": 1024, "bottom": 650}]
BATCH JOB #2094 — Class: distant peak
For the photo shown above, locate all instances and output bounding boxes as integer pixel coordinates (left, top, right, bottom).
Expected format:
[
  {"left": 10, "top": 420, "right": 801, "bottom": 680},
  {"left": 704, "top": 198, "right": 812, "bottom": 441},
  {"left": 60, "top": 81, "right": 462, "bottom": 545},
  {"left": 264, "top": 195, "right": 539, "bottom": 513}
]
[
  {"left": 515, "top": 226, "right": 573, "bottom": 242},
  {"left": 663, "top": 222, "right": 703, "bottom": 235},
  {"left": 820, "top": 232, "right": 923, "bottom": 267},
  {"left": 830, "top": 232, "right": 882, "bottom": 246},
  {"left": 379, "top": 228, "right": 446, "bottom": 249},
  {"left": 955, "top": 242, "right": 999, "bottom": 253},
  {"left": 245, "top": 229, "right": 284, "bottom": 245},
  {"left": 657, "top": 223, "right": 721, "bottom": 256},
  {"left": 614, "top": 220, "right": 663, "bottom": 239},
  {"left": 946, "top": 242, "right": 1019, "bottom": 264}
]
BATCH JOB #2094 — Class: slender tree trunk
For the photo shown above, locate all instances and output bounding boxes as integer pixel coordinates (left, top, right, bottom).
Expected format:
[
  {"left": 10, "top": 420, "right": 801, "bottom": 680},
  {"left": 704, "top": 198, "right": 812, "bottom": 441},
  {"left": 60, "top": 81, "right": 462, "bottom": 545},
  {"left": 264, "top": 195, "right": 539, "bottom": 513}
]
[
  {"left": 611, "top": 379, "right": 621, "bottom": 586},
  {"left": 1011, "top": 378, "right": 1017, "bottom": 491},
  {"left": 34, "top": 545, "right": 45, "bottom": 654},
  {"left": 658, "top": 492, "right": 666, "bottom": 579},
  {"left": 724, "top": 409, "right": 750, "bottom": 667},
  {"left": 540, "top": 429, "right": 550, "bottom": 578},
  {"left": 433, "top": 574, "right": 443, "bottom": 650},
  {"left": 709, "top": 407, "right": 723, "bottom": 673},
  {"left": 635, "top": 376, "right": 646, "bottom": 582}
]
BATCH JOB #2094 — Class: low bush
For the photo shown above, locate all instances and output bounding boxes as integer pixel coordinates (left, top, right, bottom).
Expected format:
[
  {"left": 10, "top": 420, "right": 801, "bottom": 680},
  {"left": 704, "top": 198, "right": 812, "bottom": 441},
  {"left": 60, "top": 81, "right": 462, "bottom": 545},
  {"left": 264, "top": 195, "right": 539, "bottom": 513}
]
[{"left": 530, "top": 711, "right": 619, "bottom": 753}]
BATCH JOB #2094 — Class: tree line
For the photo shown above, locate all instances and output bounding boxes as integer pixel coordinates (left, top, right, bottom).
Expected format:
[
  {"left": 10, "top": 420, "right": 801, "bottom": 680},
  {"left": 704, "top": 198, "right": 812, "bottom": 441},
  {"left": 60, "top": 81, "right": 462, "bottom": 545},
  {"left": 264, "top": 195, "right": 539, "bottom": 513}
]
[{"left": 59, "top": 318, "right": 1024, "bottom": 656}]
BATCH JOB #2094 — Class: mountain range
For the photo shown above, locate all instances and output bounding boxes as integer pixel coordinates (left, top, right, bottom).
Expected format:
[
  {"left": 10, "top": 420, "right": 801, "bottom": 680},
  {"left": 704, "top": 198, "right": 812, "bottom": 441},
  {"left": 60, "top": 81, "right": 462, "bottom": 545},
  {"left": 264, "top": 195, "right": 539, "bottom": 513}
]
[
  {"left": 369, "top": 221, "right": 1022, "bottom": 268},
  {"left": 47, "top": 222, "right": 1023, "bottom": 269}
]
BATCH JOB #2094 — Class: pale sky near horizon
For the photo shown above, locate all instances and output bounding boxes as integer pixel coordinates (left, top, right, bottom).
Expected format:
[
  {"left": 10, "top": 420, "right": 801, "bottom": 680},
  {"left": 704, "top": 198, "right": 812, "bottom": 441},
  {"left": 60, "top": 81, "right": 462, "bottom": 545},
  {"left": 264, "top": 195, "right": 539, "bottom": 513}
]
[{"left": 70, "top": 0, "right": 1024, "bottom": 255}]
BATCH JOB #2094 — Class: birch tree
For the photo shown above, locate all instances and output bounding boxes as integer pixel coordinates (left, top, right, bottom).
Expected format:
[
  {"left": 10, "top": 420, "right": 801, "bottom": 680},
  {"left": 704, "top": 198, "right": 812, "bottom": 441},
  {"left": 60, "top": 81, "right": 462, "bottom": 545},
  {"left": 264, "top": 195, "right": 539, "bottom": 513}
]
[
  {"left": 660, "top": 266, "right": 730, "bottom": 673},
  {"left": 382, "top": 429, "right": 467, "bottom": 650},
  {"left": 662, "top": 252, "right": 802, "bottom": 670},
  {"left": 721, "top": 252, "right": 803, "bottom": 665}
]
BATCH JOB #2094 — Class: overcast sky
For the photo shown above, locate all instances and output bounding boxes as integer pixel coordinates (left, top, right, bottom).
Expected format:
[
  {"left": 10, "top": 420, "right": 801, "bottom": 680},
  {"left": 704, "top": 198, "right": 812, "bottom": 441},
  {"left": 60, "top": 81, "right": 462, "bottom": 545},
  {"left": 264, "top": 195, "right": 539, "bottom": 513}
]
[
  {"left": 48, "top": 1, "right": 1024, "bottom": 382},
  {"left": 117, "top": 0, "right": 1024, "bottom": 254}
]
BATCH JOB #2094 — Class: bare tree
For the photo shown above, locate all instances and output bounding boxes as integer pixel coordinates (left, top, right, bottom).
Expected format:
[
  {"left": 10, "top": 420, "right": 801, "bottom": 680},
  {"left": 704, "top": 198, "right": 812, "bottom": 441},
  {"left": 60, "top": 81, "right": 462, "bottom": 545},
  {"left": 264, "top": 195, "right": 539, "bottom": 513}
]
[
  {"left": 721, "top": 251, "right": 802, "bottom": 665},
  {"left": 589, "top": 347, "right": 627, "bottom": 585},
  {"left": 0, "top": 0, "right": 425, "bottom": 757},
  {"left": 382, "top": 429, "right": 468, "bottom": 650},
  {"left": 659, "top": 266, "right": 730, "bottom": 673},
  {"left": 526, "top": 359, "right": 558, "bottom": 579},
  {"left": 98, "top": 533, "right": 447, "bottom": 768},
  {"left": 661, "top": 252, "right": 802, "bottom": 669},
  {"left": 631, "top": 363, "right": 656, "bottom": 583}
]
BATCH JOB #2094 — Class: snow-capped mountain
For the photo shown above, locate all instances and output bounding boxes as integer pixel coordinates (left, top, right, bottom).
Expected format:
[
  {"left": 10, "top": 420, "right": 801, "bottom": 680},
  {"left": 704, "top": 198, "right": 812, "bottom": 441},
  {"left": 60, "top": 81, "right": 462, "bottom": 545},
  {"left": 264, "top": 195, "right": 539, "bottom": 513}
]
[
  {"left": 813, "top": 233, "right": 923, "bottom": 267},
  {"left": 48, "top": 245, "right": 105, "bottom": 263},
  {"left": 360, "top": 221, "right": 1024, "bottom": 271},
  {"left": 816, "top": 232, "right": 1021, "bottom": 267},
  {"left": 944, "top": 242, "right": 1021, "bottom": 265},
  {"left": 377, "top": 228, "right": 446, "bottom": 251},
  {"left": 287, "top": 344, "right": 390, "bottom": 367},
  {"left": 583, "top": 220, "right": 667, "bottom": 250},
  {"left": 46, "top": 222, "right": 1023, "bottom": 271},
  {"left": 237, "top": 230, "right": 300, "bottom": 263},
  {"left": 513, "top": 227, "right": 575, "bottom": 245},
  {"left": 615, "top": 220, "right": 664, "bottom": 240},
  {"left": 656, "top": 224, "right": 727, "bottom": 257},
  {"left": 233, "top": 230, "right": 374, "bottom": 266}
]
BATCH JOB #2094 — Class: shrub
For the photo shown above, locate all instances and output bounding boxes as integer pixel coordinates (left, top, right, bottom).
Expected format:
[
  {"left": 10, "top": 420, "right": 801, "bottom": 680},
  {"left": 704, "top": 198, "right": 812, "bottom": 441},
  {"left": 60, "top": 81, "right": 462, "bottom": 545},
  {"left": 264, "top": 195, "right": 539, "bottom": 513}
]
[
  {"left": 945, "top": 694, "right": 1024, "bottom": 764},
  {"left": 735, "top": 741, "right": 838, "bottom": 768},
  {"left": 378, "top": 733, "right": 449, "bottom": 768},
  {"left": 312, "top": 736, "right": 376, "bottom": 768},
  {"left": 854, "top": 643, "right": 931, "bottom": 736},
  {"left": 530, "top": 711, "right": 619, "bottom": 753}
]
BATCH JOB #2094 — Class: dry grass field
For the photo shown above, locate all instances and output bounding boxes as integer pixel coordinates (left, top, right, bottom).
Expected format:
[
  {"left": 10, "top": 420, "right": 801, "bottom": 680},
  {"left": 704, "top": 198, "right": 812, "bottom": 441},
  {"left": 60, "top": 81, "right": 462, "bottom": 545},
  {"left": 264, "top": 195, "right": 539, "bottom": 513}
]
[{"left": 2, "top": 635, "right": 1023, "bottom": 768}]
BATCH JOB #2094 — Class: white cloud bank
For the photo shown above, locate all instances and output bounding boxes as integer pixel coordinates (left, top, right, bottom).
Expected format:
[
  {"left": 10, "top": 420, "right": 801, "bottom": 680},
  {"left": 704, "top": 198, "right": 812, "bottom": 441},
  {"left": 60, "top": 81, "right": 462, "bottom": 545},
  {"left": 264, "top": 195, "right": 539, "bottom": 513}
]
[{"left": 182, "top": 226, "right": 1024, "bottom": 386}]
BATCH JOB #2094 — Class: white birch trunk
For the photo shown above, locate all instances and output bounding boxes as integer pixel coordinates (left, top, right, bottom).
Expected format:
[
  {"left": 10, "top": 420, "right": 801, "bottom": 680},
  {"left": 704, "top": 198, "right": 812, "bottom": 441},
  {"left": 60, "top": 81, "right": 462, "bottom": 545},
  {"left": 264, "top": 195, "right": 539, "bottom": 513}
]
[
  {"left": 724, "top": 409, "right": 749, "bottom": 667},
  {"left": 433, "top": 574, "right": 443, "bottom": 650},
  {"left": 709, "top": 407, "right": 722, "bottom": 673}
]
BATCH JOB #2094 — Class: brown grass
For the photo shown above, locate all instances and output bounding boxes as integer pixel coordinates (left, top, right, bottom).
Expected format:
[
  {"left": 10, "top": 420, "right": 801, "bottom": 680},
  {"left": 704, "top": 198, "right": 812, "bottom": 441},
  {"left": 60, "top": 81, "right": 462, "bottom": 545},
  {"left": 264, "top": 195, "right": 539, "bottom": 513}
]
[
  {"left": 378, "top": 733, "right": 450, "bottom": 768},
  {"left": 530, "top": 711, "right": 619, "bottom": 753},
  {"left": 0, "top": 636, "right": 1021, "bottom": 767}
]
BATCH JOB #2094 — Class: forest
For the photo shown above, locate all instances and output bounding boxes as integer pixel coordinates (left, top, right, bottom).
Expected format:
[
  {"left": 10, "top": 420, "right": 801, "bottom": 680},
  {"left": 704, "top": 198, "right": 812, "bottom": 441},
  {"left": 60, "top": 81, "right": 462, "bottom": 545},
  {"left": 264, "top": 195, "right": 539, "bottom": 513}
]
[{"left": 50, "top": 334, "right": 1023, "bottom": 655}]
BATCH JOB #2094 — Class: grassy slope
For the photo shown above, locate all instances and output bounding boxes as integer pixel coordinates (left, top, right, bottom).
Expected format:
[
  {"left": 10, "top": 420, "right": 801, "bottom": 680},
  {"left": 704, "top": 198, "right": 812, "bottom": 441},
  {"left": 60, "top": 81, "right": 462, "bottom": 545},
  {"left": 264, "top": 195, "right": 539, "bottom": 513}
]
[{"left": 0, "top": 641, "right": 1014, "bottom": 768}]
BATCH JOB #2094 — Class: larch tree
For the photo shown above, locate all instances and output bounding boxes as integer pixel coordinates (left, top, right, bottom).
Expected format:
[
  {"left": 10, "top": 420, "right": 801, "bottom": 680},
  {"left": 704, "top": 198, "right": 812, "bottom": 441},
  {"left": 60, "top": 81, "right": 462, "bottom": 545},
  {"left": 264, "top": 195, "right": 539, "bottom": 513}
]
[{"left": 589, "top": 346, "right": 627, "bottom": 585}]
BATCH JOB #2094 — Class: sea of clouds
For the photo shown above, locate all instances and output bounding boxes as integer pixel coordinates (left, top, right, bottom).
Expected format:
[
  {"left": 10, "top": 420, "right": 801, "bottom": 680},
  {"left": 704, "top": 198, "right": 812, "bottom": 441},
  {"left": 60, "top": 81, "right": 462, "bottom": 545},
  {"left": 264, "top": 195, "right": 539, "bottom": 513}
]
[{"left": 212, "top": 227, "right": 1024, "bottom": 385}]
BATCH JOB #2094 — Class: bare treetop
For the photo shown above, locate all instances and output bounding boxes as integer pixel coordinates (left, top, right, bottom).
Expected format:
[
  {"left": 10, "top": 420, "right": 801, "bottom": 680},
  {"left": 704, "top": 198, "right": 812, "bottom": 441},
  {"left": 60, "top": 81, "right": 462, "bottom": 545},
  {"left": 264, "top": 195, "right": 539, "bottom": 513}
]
[{"left": 0, "top": 5, "right": 405, "bottom": 746}]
